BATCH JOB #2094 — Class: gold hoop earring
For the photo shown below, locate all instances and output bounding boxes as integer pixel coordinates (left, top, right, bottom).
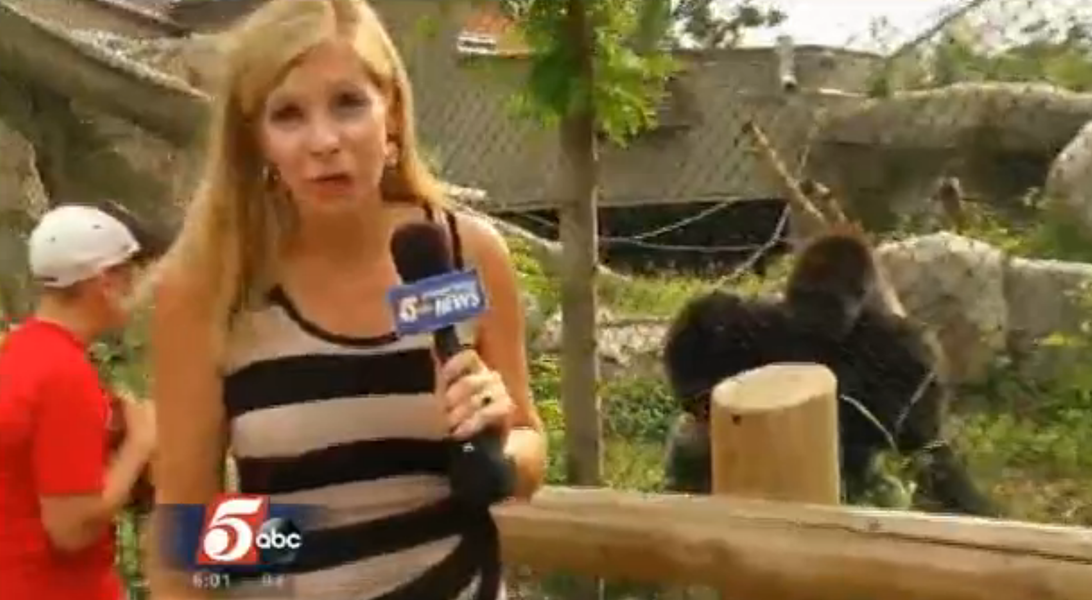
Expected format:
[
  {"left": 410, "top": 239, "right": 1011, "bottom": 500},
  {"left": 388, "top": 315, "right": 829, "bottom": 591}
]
[
  {"left": 384, "top": 141, "right": 400, "bottom": 168},
  {"left": 262, "top": 165, "right": 280, "bottom": 189}
]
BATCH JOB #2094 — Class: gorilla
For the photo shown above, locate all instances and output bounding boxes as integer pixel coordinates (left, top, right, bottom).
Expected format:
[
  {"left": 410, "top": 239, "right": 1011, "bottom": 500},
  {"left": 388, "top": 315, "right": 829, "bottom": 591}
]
[{"left": 661, "top": 227, "right": 998, "bottom": 516}]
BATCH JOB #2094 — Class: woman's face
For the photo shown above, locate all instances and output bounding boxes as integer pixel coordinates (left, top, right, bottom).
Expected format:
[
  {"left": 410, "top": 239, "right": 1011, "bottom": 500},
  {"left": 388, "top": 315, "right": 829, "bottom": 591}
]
[{"left": 258, "top": 39, "right": 392, "bottom": 218}]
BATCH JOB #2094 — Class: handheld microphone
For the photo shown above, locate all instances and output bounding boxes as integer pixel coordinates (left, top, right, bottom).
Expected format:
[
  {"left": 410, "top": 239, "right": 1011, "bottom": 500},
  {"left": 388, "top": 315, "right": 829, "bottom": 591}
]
[{"left": 388, "top": 221, "right": 515, "bottom": 509}]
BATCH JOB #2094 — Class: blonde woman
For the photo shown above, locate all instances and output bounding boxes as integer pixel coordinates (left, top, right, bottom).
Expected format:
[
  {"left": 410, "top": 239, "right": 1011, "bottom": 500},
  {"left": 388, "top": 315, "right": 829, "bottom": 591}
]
[{"left": 145, "top": 1, "right": 545, "bottom": 598}]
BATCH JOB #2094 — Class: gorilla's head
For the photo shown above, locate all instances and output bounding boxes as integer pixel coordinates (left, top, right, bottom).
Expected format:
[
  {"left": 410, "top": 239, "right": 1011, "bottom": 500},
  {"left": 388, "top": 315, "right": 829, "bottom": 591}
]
[{"left": 785, "top": 227, "right": 877, "bottom": 340}]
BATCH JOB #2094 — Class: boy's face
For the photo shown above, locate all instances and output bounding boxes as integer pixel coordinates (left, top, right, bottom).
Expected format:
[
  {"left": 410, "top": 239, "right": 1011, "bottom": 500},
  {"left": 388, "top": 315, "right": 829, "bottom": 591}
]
[{"left": 87, "top": 261, "right": 140, "bottom": 331}]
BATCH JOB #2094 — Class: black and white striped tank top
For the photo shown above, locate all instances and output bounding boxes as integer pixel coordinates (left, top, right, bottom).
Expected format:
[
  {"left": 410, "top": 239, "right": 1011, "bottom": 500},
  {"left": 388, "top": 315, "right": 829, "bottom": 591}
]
[{"left": 219, "top": 205, "right": 504, "bottom": 600}]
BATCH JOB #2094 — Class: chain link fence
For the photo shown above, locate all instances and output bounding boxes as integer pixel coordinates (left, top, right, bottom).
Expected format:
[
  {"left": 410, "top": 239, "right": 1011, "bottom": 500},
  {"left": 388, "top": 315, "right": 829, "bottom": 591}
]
[{"left": 420, "top": 2, "right": 1092, "bottom": 596}]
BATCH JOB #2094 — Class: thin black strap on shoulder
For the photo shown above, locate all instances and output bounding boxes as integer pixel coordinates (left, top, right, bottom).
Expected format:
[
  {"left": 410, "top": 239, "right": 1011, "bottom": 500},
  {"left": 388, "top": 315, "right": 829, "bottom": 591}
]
[{"left": 444, "top": 208, "right": 465, "bottom": 270}]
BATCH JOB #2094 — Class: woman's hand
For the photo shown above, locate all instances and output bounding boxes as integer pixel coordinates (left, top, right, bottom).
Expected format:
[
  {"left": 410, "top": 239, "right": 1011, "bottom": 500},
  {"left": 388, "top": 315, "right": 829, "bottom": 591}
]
[{"left": 439, "top": 348, "right": 513, "bottom": 440}]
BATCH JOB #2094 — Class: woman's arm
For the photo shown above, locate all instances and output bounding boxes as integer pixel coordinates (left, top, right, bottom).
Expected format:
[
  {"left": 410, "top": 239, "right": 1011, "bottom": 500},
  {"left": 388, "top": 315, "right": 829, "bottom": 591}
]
[
  {"left": 458, "top": 214, "right": 547, "bottom": 499},
  {"left": 143, "top": 264, "right": 230, "bottom": 598}
]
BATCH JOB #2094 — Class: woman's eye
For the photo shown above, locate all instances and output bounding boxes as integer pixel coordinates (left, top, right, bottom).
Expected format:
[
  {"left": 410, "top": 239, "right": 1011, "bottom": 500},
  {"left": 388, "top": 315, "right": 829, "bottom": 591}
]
[
  {"left": 268, "top": 104, "right": 304, "bottom": 123},
  {"left": 332, "top": 92, "right": 369, "bottom": 114}
]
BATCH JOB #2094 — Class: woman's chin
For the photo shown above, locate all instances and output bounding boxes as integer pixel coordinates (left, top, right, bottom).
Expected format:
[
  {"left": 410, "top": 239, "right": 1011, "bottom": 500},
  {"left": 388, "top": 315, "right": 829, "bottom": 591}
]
[{"left": 300, "top": 193, "right": 367, "bottom": 215}]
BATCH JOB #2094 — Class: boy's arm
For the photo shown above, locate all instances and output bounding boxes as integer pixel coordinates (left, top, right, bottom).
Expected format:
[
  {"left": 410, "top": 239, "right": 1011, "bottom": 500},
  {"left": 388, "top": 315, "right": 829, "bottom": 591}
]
[{"left": 34, "top": 368, "right": 153, "bottom": 552}]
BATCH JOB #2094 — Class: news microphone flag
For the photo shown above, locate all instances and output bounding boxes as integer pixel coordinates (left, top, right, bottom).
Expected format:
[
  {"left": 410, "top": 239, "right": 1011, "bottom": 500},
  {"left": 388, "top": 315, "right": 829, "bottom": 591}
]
[{"left": 387, "top": 269, "right": 487, "bottom": 336}]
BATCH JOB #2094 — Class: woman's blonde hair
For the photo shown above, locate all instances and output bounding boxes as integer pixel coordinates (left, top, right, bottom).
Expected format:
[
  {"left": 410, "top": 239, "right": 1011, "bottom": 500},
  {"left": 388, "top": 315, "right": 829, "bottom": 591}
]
[{"left": 160, "top": 0, "right": 444, "bottom": 356}]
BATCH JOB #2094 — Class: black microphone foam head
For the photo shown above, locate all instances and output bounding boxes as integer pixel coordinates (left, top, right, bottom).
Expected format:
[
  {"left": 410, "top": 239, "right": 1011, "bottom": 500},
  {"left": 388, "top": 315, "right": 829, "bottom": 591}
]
[{"left": 390, "top": 221, "right": 454, "bottom": 283}]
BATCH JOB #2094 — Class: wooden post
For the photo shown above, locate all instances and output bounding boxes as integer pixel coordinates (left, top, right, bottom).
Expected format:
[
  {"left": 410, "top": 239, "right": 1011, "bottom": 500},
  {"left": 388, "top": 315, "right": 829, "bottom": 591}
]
[{"left": 710, "top": 362, "right": 841, "bottom": 505}]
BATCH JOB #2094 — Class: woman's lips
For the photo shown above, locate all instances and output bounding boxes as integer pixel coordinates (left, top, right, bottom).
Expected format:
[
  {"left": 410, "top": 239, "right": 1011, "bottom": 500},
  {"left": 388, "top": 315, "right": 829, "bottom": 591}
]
[{"left": 309, "top": 174, "right": 353, "bottom": 197}]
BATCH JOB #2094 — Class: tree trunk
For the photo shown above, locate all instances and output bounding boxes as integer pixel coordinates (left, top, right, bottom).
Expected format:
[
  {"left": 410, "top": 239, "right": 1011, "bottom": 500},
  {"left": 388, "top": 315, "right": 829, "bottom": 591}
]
[
  {"left": 557, "top": 3, "right": 603, "bottom": 595},
  {"left": 559, "top": 0, "right": 602, "bottom": 489}
]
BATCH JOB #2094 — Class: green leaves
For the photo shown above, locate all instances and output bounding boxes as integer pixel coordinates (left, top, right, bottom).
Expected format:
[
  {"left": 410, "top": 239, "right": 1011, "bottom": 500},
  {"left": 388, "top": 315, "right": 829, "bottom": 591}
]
[
  {"left": 502, "top": 0, "right": 677, "bottom": 145},
  {"left": 593, "top": 21, "right": 676, "bottom": 144},
  {"left": 676, "top": 0, "right": 785, "bottom": 49},
  {"left": 495, "top": 1, "right": 782, "bottom": 144},
  {"left": 889, "top": 13, "right": 1092, "bottom": 92}
]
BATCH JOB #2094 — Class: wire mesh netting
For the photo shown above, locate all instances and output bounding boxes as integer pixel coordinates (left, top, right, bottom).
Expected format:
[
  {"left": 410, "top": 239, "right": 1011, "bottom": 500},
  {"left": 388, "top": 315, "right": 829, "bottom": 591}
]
[
  {"left": 444, "top": 1, "right": 1091, "bottom": 596},
  {"left": 448, "top": 0, "right": 1092, "bottom": 514}
]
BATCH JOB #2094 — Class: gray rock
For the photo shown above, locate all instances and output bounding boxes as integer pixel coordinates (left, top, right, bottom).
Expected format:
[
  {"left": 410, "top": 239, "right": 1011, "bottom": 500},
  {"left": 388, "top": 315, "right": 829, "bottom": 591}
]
[
  {"left": 877, "top": 232, "right": 1008, "bottom": 384},
  {"left": 1004, "top": 257, "right": 1092, "bottom": 379}
]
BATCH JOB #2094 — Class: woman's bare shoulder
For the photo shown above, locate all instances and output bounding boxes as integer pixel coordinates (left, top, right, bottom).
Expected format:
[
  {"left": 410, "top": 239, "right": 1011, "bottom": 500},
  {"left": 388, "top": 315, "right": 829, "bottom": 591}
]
[{"left": 145, "top": 256, "right": 216, "bottom": 335}]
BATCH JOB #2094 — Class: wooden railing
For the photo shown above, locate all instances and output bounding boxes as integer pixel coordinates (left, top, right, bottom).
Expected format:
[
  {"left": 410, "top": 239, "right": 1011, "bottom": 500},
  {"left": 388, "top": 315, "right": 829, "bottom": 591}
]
[{"left": 492, "top": 364, "right": 1092, "bottom": 600}]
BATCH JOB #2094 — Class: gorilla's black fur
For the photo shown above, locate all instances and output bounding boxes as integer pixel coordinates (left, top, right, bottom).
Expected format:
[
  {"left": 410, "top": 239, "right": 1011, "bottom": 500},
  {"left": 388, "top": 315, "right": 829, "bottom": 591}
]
[{"left": 662, "top": 228, "right": 997, "bottom": 516}]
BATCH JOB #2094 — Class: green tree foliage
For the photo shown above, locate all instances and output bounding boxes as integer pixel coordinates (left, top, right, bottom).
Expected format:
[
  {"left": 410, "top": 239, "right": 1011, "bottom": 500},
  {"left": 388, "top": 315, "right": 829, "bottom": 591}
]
[
  {"left": 673, "top": 0, "right": 786, "bottom": 49},
  {"left": 886, "top": 15, "right": 1092, "bottom": 92},
  {"left": 933, "top": 19, "right": 1092, "bottom": 90},
  {"left": 497, "top": 0, "right": 674, "bottom": 143},
  {"left": 495, "top": 0, "right": 783, "bottom": 141}
]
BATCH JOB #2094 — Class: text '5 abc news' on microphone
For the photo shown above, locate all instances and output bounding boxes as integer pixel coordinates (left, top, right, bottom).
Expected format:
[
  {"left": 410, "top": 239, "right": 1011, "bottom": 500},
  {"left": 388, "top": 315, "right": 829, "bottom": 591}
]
[{"left": 158, "top": 493, "right": 316, "bottom": 596}]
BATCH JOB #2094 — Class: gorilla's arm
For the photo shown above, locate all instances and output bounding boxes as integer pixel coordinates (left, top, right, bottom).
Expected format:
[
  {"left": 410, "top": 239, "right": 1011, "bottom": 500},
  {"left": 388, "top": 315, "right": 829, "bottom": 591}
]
[
  {"left": 662, "top": 290, "right": 780, "bottom": 418},
  {"left": 865, "top": 316, "right": 999, "bottom": 517},
  {"left": 661, "top": 291, "right": 782, "bottom": 494},
  {"left": 663, "top": 414, "right": 712, "bottom": 493},
  {"left": 917, "top": 444, "right": 999, "bottom": 516}
]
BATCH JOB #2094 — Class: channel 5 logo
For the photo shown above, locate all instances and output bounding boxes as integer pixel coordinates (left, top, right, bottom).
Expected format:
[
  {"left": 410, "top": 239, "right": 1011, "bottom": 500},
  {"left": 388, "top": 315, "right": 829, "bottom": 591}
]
[
  {"left": 196, "top": 494, "right": 302, "bottom": 566},
  {"left": 160, "top": 494, "right": 316, "bottom": 573},
  {"left": 387, "top": 269, "right": 486, "bottom": 336}
]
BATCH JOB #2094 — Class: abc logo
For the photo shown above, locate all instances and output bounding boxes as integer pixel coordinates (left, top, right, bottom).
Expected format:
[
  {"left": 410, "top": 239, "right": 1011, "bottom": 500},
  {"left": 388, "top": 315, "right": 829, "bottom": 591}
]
[
  {"left": 256, "top": 517, "right": 302, "bottom": 565},
  {"left": 197, "top": 495, "right": 303, "bottom": 566}
]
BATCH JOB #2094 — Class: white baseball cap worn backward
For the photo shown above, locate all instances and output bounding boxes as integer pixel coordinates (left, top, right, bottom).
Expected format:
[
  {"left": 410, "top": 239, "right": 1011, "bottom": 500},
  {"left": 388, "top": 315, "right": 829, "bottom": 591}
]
[{"left": 28, "top": 204, "right": 142, "bottom": 288}]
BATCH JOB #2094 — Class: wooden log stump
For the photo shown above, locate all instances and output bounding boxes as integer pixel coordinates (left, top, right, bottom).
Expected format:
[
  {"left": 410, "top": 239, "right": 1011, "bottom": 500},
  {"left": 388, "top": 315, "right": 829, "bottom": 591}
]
[
  {"left": 710, "top": 362, "right": 841, "bottom": 505},
  {"left": 669, "top": 363, "right": 843, "bottom": 598}
]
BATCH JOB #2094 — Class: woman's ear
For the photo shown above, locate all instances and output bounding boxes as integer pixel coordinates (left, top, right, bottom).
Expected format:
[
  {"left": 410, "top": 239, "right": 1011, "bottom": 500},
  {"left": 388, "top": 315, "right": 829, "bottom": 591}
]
[{"left": 384, "top": 87, "right": 402, "bottom": 140}]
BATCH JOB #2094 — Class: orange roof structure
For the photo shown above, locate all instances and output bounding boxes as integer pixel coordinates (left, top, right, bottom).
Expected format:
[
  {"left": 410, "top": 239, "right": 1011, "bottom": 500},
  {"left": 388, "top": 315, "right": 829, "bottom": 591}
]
[{"left": 458, "top": 2, "right": 529, "bottom": 56}]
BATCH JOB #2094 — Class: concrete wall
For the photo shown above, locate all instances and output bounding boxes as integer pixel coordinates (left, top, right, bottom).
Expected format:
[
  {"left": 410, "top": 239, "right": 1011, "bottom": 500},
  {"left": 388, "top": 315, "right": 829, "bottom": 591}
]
[
  {"left": 386, "top": 12, "right": 881, "bottom": 210},
  {"left": 9, "top": 0, "right": 179, "bottom": 36},
  {"left": 17, "top": 0, "right": 885, "bottom": 213}
]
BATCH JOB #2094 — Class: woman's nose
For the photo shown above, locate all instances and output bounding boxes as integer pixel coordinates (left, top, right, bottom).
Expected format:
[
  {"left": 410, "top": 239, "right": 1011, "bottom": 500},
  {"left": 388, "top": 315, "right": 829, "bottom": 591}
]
[{"left": 305, "top": 117, "right": 340, "bottom": 154}]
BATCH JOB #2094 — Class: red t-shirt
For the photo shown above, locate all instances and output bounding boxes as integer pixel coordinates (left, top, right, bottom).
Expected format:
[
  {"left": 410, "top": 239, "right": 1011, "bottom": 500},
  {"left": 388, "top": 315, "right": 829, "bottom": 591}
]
[{"left": 0, "top": 319, "right": 123, "bottom": 600}]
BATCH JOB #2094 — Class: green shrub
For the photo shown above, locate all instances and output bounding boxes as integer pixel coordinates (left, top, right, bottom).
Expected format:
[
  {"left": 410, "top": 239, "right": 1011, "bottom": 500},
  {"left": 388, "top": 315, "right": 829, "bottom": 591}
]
[{"left": 600, "top": 375, "right": 676, "bottom": 442}]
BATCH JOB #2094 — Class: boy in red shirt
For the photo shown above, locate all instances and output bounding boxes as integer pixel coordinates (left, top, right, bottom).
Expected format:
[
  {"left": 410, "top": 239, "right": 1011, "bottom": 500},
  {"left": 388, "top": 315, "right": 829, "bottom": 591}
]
[{"left": 0, "top": 204, "right": 157, "bottom": 600}]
